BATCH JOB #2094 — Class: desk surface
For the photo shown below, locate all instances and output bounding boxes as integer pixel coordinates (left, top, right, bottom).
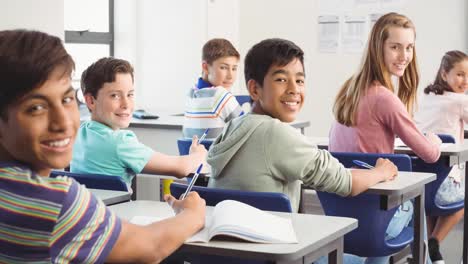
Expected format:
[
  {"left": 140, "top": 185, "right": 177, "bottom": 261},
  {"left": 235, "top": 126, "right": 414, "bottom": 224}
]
[
  {"left": 80, "top": 105, "right": 310, "bottom": 131},
  {"left": 89, "top": 189, "right": 131, "bottom": 205},
  {"left": 308, "top": 136, "right": 468, "bottom": 165},
  {"left": 109, "top": 200, "right": 357, "bottom": 262},
  {"left": 365, "top": 171, "right": 435, "bottom": 196}
]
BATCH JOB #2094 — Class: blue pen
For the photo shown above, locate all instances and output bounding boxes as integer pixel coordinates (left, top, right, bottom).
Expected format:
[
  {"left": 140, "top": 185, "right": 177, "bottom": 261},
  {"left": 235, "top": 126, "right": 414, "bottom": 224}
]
[
  {"left": 198, "top": 128, "right": 210, "bottom": 144},
  {"left": 181, "top": 164, "right": 204, "bottom": 200},
  {"left": 352, "top": 160, "right": 375, "bottom": 169}
]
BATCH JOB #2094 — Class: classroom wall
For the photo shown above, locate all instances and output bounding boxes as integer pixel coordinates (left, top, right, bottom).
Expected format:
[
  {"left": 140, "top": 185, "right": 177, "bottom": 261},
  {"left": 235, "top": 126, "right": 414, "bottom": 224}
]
[
  {"left": 116, "top": 0, "right": 467, "bottom": 137},
  {"left": 0, "top": 0, "right": 64, "bottom": 39},
  {"left": 2, "top": 0, "right": 464, "bottom": 138},
  {"left": 114, "top": 0, "right": 240, "bottom": 114},
  {"left": 238, "top": 0, "right": 467, "bottom": 137}
]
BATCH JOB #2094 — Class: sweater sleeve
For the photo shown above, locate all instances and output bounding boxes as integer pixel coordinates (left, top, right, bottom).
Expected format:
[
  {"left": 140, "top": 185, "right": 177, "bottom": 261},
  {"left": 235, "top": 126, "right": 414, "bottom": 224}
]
[
  {"left": 265, "top": 121, "right": 352, "bottom": 196},
  {"left": 375, "top": 91, "right": 440, "bottom": 163}
]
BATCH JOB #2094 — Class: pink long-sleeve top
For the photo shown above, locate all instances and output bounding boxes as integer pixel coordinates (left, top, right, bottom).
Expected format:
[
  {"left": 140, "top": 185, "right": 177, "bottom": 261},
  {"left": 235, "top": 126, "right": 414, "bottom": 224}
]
[{"left": 329, "top": 82, "right": 440, "bottom": 163}]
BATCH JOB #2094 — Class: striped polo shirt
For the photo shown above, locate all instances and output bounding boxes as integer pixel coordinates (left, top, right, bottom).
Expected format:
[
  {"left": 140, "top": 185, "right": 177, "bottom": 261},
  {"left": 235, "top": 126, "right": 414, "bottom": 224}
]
[
  {"left": 0, "top": 164, "right": 121, "bottom": 263},
  {"left": 183, "top": 78, "right": 243, "bottom": 140}
]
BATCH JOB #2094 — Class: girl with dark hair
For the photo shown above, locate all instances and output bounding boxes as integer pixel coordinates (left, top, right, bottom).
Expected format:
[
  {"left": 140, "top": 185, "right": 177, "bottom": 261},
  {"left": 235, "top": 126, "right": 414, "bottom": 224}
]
[{"left": 414, "top": 50, "right": 467, "bottom": 263}]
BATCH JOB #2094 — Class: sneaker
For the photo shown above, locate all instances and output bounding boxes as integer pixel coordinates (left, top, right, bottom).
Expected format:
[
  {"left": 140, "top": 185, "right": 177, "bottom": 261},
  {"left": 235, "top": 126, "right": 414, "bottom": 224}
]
[{"left": 428, "top": 238, "right": 445, "bottom": 264}]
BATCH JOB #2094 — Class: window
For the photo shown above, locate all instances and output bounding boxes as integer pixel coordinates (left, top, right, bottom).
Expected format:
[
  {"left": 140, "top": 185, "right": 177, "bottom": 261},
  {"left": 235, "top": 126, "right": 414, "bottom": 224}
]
[{"left": 64, "top": 0, "right": 114, "bottom": 95}]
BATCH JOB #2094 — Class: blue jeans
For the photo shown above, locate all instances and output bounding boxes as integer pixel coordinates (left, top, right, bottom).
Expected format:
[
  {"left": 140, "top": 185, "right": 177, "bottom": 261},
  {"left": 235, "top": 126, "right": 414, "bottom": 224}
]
[
  {"left": 316, "top": 200, "right": 431, "bottom": 264},
  {"left": 314, "top": 254, "right": 364, "bottom": 264},
  {"left": 365, "top": 201, "right": 414, "bottom": 264},
  {"left": 366, "top": 201, "right": 432, "bottom": 264}
]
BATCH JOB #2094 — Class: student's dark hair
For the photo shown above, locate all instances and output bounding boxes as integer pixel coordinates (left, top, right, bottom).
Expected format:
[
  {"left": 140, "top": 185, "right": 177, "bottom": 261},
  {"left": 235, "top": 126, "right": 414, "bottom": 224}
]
[
  {"left": 81, "top": 57, "right": 134, "bottom": 98},
  {"left": 424, "top": 50, "right": 468, "bottom": 95},
  {"left": 0, "top": 29, "right": 74, "bottom": 120},
  {"left": 244, "top": 38, "right": 305, "bottom": 87},
  {"left": 202, "top": 38, "right": 240, "bottom": 64}
]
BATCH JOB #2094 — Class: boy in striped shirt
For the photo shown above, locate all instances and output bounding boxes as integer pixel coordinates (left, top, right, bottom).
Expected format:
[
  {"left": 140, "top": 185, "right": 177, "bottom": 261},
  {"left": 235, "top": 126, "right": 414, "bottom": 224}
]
[
  {"left": 0, "top": 29, "right": 205, "bottom": 263},
  {"left": 183, "top": 38, "right": 244, "bottom": 140}
]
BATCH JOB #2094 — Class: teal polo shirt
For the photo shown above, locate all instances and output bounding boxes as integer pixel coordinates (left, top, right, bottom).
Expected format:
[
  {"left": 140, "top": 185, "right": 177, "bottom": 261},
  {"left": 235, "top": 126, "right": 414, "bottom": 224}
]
[{"left": 71, "top": 120, "right": 154, "bottom": 185}]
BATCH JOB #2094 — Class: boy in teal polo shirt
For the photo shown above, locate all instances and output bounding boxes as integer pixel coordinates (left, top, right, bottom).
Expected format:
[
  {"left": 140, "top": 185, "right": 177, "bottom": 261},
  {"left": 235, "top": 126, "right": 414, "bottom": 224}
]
[{"left": 71, "top": 57, "right": 207, "bottom": 193}]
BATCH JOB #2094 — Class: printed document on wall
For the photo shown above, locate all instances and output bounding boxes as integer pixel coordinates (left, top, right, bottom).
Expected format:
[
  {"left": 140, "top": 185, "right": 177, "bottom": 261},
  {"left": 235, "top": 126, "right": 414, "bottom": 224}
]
[
  {"left": 318, "top": 15, "right": 340, "bottom": 53},
  {"left": 341, "top": 15, "right": 367, "bottom": 53}
]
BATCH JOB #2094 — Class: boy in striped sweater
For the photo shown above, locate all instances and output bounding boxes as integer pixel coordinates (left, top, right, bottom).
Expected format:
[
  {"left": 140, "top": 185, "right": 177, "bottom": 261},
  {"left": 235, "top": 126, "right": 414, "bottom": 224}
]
[
  {"left": 0, "top": 29, "right": 205, "bottom": 263},
  {"left": 183, "top": 38, "right": 244, "bottom": 140}
]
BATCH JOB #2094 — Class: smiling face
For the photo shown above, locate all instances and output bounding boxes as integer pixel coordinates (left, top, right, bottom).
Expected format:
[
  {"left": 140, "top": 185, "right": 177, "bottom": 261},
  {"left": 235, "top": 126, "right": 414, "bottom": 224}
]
[
  {"left": 203, "top": 56, "right": 239, "bottom": 89},
  {"left": 0, "top": 69, "right": 79, "bottom": 176},
  {"left": 86, "top": 73, "right": 135, "bottom": 130},
  {"left": 248, "top": 58, "right": 305, "bottom": 122},
  {"left": 443, "top": 59, "right": 468, "bottom": 93},
  {"left": 383, "top": 26, "right": 415, "bottom": 77}
]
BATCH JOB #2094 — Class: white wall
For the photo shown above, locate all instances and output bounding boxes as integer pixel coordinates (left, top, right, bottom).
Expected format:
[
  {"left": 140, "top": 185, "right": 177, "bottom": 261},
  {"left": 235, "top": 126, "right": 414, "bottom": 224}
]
[
  {"left": 0, "top": 0, "right": 64, "bottom": 39},
  {"left": 115, "top": 0, "right": 241, "bottom": 112},
  {"left": 115, "top": 0, "right": 467, "bottom": 135},
  {"left": 238, "top": 0, "right": 467, "bottom": 136}
]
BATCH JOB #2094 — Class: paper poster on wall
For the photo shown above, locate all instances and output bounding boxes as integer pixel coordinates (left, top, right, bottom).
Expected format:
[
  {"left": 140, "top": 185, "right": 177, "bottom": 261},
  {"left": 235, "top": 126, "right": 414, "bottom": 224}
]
[
  {"left": 318, "top": 15, "right": 340, "bottom": 53},
  {"left": 341, "top": 15, "right": 367, "bottom": 53}
]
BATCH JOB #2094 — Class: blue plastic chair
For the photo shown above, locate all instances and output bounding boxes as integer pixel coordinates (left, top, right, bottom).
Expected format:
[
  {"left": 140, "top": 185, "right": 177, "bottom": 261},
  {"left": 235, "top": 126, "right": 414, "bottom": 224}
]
[
  {"left": 50, "top": 170, "right": 128, "bottom": 192},
  {"left": 411, "top": 134, "right": 464, "bottom": 216},
  {"left": 234, "top": 95, "right": 251, "bottom": 106},
  {"left": 177, "top": 138, "right": 213, "bottom": 186},
  {"left": 170, "top": 182, "right": 292, "bottom": 212},
  {"left": 316, "top": 152, "right": 414, "bottom": 257},
  {"left": 177, "top": 137, "right": 214, "bottom": 155},
  {"left": 170, "top": 182, "right": 292, "bottom": 264}
]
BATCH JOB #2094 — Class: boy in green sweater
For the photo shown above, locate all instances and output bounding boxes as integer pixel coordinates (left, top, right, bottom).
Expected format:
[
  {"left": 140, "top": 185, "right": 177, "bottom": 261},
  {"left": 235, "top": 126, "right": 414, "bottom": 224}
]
[{"left": 207, "top": 38, "right": 398, "bottom": 213}]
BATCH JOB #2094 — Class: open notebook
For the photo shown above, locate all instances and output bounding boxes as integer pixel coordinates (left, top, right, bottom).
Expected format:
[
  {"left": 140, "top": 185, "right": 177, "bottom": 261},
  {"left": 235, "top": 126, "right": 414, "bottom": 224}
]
[{"left": 131, "top": 200, "right": 298, "bottom": 244}]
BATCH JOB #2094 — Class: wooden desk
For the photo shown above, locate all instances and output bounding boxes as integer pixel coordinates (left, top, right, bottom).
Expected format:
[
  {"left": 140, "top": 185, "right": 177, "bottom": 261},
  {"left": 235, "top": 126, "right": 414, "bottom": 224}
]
[
  {"left": 109, "top": 200, "right": 357, "bottom": 264},
  {"left": 89, "top": 189, "right": 131, "bottom": 205}
]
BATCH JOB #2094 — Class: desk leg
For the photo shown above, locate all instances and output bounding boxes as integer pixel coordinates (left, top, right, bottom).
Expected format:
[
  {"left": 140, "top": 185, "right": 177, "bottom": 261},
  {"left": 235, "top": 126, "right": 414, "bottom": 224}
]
[
  {"left": 414, "top": 190, "right": 424, "bottom": 264},
  {"left": 464, "top": 161, "right": 467, "bottom": 264},
  {"left": 328, "top": 246, "right": 343, "bottom": 264}
]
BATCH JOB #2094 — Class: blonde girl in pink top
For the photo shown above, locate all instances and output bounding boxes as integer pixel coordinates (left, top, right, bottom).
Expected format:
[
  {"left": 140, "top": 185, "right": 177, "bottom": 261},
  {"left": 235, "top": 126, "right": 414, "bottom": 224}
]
[{"left": 329, "top": 12, "right": 441, "bottom": 264}]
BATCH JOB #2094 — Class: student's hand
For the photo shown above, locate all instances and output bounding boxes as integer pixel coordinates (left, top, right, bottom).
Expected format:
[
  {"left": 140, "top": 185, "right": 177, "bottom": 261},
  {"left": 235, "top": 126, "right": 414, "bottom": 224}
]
[
  {"left": 189, "top": 135, "right": 208, "bottom": 156},
  {"left": 425, "top": 132, "right": 442, "bottom": 146},
  {"left": 373, "top": 158, "right": 398, "bottom": 182},
  {"left": 164, "top": 192, "right": 206, "bottom": 228},
  {"left": 188, "top": 135, "right": 208, "bottom": 174}
]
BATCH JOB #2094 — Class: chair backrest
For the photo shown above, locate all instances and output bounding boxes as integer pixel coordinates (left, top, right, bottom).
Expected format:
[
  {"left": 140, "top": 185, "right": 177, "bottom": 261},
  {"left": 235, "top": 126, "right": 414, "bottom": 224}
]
[
  {"left": 177, "top": 138, "right": 214, "bottom": 155},
  {"left": 170, "top": 182, "right": 293, "bottom": 212},
  {"left": 411, "top": 134, "right": 464, "bottom": 216},
  {"left": 50, "top": 170, "right": 128, "bottom": 192},
  {"left": 316, "top": 152, "right": 414, "bottom": 257},
  {"left": 234, "top": 95, "right": 251, "bottom": 107}
]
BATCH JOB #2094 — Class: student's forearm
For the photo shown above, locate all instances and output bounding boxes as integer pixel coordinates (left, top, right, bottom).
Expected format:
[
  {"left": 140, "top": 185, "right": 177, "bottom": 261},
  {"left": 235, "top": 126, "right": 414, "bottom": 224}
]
[
  {"left": 142, "top": 152, "right": 196, "bottom": 178},
  {"left": 349, "top": 169, "right": 385, "bottom": 196},
  {"left": 107, "top": 210, "right": 203, "bottom": 263},
  {"left": 145, "top": 210, "right": 204, "bottom": 260}
]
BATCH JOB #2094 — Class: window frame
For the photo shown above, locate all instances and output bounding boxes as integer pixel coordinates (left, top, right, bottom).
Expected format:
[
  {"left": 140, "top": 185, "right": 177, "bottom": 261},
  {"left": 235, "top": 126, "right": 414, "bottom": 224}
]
[{"left": 64, "top": 0, "right": 114, "bottom": 56}]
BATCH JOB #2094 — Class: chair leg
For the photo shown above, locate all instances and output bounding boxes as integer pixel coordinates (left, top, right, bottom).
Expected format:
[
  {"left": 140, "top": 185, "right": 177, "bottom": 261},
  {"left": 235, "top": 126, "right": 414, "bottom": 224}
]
[
  {"left": 390, "top": 246, "right": 412, "bottom": 264},
  {"left": 131, "top": 176, "right": 137, "bottom": 200}
]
